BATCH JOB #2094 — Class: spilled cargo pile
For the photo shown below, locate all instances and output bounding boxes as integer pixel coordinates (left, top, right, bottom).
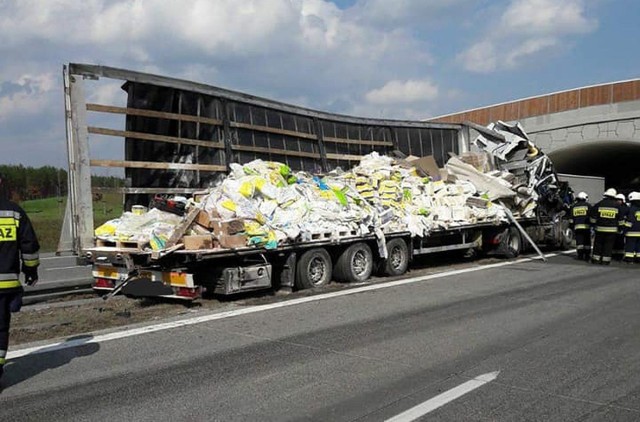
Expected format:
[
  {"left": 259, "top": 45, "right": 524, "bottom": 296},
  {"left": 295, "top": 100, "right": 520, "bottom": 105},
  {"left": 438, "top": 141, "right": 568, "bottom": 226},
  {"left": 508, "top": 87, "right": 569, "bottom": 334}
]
[{"left": 94, "top": 121, "right": 562, "bottom": 253}]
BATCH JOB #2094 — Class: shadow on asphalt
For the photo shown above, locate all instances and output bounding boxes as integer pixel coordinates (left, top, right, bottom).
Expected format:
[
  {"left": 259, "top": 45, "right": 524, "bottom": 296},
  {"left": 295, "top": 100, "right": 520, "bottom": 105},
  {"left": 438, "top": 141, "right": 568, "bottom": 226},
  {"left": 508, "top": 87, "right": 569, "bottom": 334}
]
[{"left": 0, "top": 334, "right": 99, "bottom": 391}]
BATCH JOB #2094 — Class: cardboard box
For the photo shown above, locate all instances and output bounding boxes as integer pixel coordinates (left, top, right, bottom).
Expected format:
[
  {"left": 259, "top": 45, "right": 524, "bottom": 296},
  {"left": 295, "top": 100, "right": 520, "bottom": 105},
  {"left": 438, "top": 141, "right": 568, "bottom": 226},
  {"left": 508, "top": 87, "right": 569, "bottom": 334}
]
[
  {"left": 183, "top": 235, "right": 215, "bottom": 250},
  {"left": 218, "top": 234, "right": 248, "bottom": 249},
  {"left": 211, "top": 219, "right": 245, "bottom": 236},
  {"left": 195, "top": 210, "right": 214, "bottom": 230}
]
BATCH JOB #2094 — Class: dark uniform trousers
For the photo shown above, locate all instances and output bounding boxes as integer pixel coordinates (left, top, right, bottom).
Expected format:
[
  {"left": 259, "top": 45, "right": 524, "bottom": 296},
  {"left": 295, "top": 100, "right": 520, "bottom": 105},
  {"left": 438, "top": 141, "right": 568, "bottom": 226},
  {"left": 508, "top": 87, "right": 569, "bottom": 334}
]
[
  {"left": 574, "top": 229, "right": 591, "bottom": 260},
  {"left": 624, "top": 236, "right": 640, "bottom": 262},
  {"left": 593, "top": 232, "right": 617, "bottom": 264},
  {"left": 590, "top": 199, "right": 621, "bottom": 264},
  {"left": 0, "top": 291, "right": 21, "bottom": 368},
  {"left": 623, "top": 205, "right": 640, "bottom": 262}
]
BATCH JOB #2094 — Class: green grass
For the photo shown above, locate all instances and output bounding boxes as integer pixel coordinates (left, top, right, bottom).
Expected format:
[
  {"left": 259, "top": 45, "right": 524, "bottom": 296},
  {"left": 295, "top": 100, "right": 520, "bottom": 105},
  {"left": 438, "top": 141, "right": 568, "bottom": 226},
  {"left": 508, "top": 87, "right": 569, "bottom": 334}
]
[{"left": 20, "top": 193, "right": 124, "bottom": 253}]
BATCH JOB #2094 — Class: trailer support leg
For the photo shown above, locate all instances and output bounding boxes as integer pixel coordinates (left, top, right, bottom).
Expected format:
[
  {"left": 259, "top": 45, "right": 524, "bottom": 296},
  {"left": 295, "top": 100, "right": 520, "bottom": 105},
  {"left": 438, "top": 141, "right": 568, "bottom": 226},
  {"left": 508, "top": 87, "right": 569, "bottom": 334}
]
[{"left": 499, "top": 201, "right": 547, "bottom": 262}]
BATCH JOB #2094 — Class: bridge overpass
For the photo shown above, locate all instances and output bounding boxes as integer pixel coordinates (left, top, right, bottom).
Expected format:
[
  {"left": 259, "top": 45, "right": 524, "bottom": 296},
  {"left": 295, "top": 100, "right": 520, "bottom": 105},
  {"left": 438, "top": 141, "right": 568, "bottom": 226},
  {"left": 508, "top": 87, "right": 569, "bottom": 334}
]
[{"left": 430, "top": 79, "right": 640, "bottom": 190}]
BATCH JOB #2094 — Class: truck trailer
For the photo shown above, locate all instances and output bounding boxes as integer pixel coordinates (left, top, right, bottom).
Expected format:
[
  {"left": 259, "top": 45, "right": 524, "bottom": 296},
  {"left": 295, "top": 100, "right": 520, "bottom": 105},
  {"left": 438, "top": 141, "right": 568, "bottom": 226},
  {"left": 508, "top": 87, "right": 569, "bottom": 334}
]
[{"left": 62, "top": 63, "right": 571, "bottom": 300}]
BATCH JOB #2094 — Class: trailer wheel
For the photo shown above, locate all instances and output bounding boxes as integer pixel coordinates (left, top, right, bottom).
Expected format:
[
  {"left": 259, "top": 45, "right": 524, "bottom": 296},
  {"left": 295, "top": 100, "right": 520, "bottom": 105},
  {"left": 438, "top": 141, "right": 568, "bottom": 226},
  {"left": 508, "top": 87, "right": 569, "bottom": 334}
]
[
  {"left": 334, "top": 242, "right": 373, "bottom": 283},
  {"left": 560, "top": 221, "right": 574, "bottom": 250},
  {"left": 380, "top": 238, "right": 409, "bottom": 276},
  {"left": 504, "top": 227, "right": 522, "bottom": 257},
  {"left": 295, "top": 248, "right": 332, "bottom": 289}
]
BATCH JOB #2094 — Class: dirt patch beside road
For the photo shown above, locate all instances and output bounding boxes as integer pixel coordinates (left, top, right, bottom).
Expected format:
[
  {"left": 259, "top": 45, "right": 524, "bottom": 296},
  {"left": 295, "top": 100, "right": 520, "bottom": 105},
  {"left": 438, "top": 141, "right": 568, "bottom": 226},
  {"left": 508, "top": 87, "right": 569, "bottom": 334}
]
[{"left": 10, "top": 254, "right": 521, "bottom": 346}]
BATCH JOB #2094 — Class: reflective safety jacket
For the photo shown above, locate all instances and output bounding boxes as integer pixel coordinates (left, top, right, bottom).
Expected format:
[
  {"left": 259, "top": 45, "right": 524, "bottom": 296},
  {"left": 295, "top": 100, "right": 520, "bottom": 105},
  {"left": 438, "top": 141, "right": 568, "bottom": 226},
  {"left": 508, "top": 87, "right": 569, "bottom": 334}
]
[
  {"left": 624, "top": 204, "right": 640, "bottom": 237},
  {"left": 590, "top": 198, "right": 622, "bottom": 233},
  {"left": 569, "top": 200, "right": 591, "bottom": 230},
  {"left": 0, "top": 198, "right": 40, "bottom": 291},
  {"left": 589, "top": 198, "right": 622, "bottom": 233},
  {"left": 618, "top": 203, "right": 629, "bottom": 231}
]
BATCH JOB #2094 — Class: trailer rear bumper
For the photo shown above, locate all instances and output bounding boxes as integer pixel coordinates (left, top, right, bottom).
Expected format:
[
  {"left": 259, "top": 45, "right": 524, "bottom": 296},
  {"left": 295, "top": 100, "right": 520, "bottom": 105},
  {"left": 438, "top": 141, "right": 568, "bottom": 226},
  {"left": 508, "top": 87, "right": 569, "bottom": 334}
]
[{"left": 92, "top": 266, "right": 201, "bottom": 300}]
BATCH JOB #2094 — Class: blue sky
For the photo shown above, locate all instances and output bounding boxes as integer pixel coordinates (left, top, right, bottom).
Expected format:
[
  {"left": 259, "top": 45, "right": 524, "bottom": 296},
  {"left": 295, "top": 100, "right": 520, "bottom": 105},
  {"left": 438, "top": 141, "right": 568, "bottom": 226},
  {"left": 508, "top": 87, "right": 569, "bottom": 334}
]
[{"left": 0, "top": 0, "right": 638, "bottom": 169}]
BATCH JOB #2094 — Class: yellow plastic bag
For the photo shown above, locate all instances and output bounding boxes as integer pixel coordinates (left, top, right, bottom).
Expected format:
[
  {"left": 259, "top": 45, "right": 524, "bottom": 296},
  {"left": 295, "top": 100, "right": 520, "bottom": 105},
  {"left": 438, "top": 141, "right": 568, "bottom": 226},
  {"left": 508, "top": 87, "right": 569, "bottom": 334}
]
[
  {"left": 95, "top": 221, "right": 117, "bottom": 236},
  {"left": 221, "top": 199, "right": 237, "bottom": 212},
  {"left": 239, "top": 180, "right": 256, "bottom": 198}
]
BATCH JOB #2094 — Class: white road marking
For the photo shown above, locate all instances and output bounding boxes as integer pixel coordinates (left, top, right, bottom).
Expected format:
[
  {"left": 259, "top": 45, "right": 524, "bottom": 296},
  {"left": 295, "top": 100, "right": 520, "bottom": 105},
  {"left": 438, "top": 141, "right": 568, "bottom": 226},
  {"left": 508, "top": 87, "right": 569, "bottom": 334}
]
[
  {"left": 40, "top": 256, "right": 75, "bottom": 261},
  {"left": 385, "top": 371, "right": 500, "bottom": 422},
  {"left": 45, "top": 265, "right": 88, "bottom": 271},
  {"left": 7, "top": 251, "right": 573, "bottom": 360}
]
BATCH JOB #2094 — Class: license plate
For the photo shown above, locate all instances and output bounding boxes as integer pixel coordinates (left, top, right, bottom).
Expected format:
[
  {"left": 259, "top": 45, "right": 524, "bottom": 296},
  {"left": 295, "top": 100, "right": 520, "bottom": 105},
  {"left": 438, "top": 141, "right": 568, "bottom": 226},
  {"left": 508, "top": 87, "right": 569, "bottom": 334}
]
[{"left": 94, "top": 266, "right": 121, "bottom": 279}]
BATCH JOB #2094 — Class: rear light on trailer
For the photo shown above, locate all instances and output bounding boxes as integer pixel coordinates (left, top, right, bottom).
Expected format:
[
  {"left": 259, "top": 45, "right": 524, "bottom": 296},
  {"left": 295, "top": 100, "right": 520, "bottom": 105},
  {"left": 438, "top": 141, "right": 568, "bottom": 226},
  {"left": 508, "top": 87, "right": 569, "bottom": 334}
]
[
  {"left": 94, "top": 278, "right": 115, "bottom": 288},
  {"left": 174, "top": 287, "right": 201, "bottom": 299}
]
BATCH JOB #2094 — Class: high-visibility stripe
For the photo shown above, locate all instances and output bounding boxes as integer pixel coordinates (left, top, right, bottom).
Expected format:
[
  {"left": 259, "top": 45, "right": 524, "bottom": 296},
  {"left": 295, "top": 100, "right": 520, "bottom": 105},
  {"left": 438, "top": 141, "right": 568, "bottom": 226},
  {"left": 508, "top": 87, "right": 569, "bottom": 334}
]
[
  {"left": 574, "top": 224, "right": 590, "bottom": 230},
  {"left": 0, "top": 273, "right": 19, "bottom": 281},
  {"left": 0, "top": 357, "right": 5, "bottom": 365},
  {"left": 626, "top": 232, "right": 640, "bottom": 237},
  {"left": 592, "top": 255, "right": 601, "bottom": 260},
  {"left": 0, "top": 217, "right": 18, "bottom": 227},
  {"left": 0, "top": 210, "right": 20, "bottom": 219},
  {"left": 596, "top": 226, "right": 618, "bottom": 233},
  {"left": 625, "top": 252, "right": 636, "bottom": 258},
  {"left": 22, "top": 252, "right": 39, "bottom": 260},
  {"left": 23, "top": 259, "right": 39, "bottom": 267},
  {"left": 576, "top": 245, "right": 585, "bottom": 250},
  {"left": 625, "top": 222, "right": 633, "bottom": 227},
  {"left": 0, "top": 280, "right": 21, "bottom": 289}
]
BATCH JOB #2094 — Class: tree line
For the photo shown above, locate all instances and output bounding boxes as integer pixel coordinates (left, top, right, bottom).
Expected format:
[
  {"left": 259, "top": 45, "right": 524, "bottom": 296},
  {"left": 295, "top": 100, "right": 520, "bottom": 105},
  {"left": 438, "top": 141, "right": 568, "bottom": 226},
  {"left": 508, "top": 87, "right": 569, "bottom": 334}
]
[{"left": 0, "top": 164, "right": 123, "bottom": 201}]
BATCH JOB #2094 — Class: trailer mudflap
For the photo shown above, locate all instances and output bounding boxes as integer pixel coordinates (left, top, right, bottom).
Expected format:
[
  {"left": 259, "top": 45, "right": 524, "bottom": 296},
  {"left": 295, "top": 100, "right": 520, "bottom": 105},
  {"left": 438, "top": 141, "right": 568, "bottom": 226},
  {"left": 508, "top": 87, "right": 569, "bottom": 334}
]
[{"left": 214, "top": 264, "right": 272, "bottom": 295}]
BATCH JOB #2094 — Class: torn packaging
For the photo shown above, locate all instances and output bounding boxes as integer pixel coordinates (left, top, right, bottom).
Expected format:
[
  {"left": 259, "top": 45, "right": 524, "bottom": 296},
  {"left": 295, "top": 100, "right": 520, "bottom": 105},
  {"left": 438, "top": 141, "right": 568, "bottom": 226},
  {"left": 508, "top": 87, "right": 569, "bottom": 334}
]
[
  {"left": 445, "top": 157, "right": 516, "bottom": 201},
  {"left": 405, "top": 155, "right": 443, "bottom": 181}
]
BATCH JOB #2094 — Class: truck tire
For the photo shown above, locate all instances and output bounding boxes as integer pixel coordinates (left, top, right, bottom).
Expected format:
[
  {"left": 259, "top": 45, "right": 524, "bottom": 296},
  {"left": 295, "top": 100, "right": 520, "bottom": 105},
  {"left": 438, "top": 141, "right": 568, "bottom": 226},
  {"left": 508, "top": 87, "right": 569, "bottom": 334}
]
[
  {"left": 504, "top": 226, "right": 522, "bottom": 257},
  {"left": 560, "top": 221, "right": 574, "bottom": 250},
  {"left": 380, "top": 238, "right": 409, "bottom": 276},
  {"left": 334, "top": 242, "right": 374, "bottom": 283},
  {"left": 295, "top": 248, "right": 332, "bottom": 289}
]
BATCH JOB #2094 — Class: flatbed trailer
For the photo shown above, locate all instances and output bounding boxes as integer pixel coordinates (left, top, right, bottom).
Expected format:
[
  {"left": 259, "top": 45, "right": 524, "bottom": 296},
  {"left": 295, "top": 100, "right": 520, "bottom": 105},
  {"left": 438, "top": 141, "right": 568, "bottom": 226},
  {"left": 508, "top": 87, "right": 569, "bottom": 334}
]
[
  {"left": 84, "top": 216, "right": 566, "bottom": 300},
  {"left": 61, "top": 63, "right": 570, "bottom": 301}
]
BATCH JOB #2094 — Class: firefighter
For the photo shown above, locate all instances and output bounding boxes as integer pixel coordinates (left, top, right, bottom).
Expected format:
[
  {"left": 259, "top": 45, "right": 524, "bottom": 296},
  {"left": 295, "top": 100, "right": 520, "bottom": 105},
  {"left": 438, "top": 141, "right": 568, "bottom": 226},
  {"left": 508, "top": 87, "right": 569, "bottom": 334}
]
[
  {"left": 590, "top": 188, "right": 622, "bottom": 265},
  {"left": 623, "top": 192, "right": 640, "bottom": 263},
  {"left": 612, "top": 193, "right": 628, "bottom": 261},
  {"left": 0, "top": 173, "right": 40, "bottom": 380},
  {"left": 569, "top": 192, "right": 592, "bottom": 261}
]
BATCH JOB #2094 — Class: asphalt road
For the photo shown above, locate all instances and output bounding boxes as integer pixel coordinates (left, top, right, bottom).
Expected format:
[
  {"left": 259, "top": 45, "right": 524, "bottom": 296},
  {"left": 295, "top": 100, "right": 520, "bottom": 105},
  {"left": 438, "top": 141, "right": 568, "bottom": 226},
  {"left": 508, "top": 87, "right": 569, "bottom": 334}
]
[
  {"left": 24, "top": 253, "right": 91, "bottom": 294},
  {"left": 2, "top": 253, "right": 640, "bottom": 421}
]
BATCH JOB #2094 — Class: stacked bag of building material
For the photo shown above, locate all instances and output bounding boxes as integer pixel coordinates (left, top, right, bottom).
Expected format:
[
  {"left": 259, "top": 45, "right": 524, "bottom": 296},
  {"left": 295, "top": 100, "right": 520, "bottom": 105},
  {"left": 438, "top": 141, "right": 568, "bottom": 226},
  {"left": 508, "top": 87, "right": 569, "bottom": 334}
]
[{"left": 94, "top": 121, "right": 563, "bottom": 251}]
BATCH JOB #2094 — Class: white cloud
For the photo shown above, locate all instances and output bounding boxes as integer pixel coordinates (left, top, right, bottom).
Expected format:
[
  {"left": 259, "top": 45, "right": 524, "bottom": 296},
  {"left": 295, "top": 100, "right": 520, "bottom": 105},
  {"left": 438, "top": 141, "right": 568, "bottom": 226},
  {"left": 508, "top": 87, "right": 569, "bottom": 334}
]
[
  {"left": 457, "top": 41, "right": 498, "bottom": 73},
  {"left": 0, "top": 73, "right": 57, "bottom": 121},
  {"left": 351, "top": 0, "right": 474, "bottom": 28},
  {"left": 458, "top": 0, "right": 597, "bottom": 73},
  {"left": 365, "top": 79, "right": 439, "bottom": 105},
  {"left": 500, "top": 0, "right": 596, "bottom": 35}
]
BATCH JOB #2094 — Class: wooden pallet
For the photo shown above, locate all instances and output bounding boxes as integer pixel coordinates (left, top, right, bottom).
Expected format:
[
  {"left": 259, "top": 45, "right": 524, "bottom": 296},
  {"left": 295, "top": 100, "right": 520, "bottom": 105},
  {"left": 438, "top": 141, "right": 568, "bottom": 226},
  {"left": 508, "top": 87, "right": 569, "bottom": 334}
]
[
  {"left": 95, "top": 238, "right": 149, "bottom": 250},
  {"left": 95, "top": 238, "right": 117, "bottom": 248},
  {"left": 307, "top": 229, "right": 359, "bottom": 240}
]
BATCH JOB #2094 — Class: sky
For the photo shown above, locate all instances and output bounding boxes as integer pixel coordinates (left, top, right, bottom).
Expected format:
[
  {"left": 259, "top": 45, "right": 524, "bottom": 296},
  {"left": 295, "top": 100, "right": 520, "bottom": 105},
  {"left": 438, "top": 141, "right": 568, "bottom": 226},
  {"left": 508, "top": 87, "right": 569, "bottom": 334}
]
[{"left": 1, "top": 0, "right": 639, "bottom": 170}]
